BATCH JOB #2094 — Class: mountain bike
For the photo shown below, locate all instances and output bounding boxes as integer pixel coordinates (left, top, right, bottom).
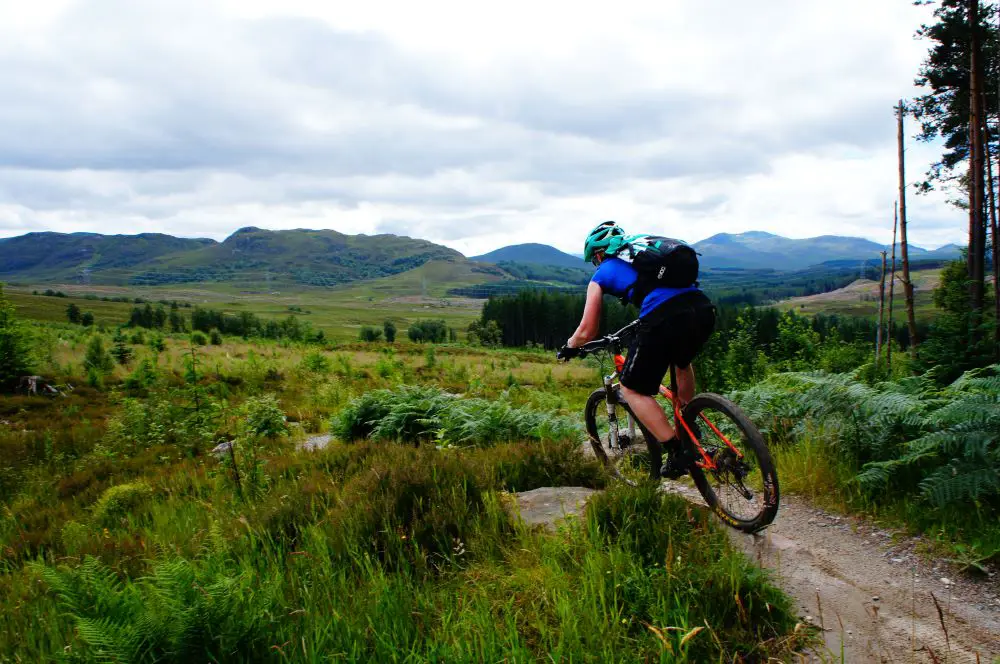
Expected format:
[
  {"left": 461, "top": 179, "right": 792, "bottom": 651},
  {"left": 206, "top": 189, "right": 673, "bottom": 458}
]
[{"left": 568, "top": 320, "right": 779, "bottom": 533}]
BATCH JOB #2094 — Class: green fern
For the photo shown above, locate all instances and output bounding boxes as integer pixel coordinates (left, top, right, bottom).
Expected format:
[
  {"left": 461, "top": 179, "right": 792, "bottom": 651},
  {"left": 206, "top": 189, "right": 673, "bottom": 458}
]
[{"left": 734, "top": 365, "right": 1000, "bottom": 511}]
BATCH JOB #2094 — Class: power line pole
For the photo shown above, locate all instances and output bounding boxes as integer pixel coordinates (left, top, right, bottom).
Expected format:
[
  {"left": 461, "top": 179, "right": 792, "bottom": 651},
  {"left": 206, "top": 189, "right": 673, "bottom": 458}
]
[
  {"left": 897, "top": 101, "right": 919, "bottom": 356},
  {"left": 876, "top": 250, "right": 887, "bottom": 370},
  {"left": 887, "top": 202, "right": 898, "bottom": 371}
]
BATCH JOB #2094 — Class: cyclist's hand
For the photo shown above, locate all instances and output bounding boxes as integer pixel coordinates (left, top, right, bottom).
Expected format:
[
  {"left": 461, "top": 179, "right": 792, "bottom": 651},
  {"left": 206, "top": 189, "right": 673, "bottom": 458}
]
[{"left": 556, "top": 345, "right": 581, "bottom": 361}]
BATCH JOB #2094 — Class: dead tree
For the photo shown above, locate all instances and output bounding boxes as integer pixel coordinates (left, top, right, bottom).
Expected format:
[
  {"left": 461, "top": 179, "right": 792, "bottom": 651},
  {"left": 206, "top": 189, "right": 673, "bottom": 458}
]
[
  {"left": 897, "top": 101, "right": 919, "bottom": 356},
  {"left": 876, "top": 250, "right": 888, "bottom": 369},
  {"left": 887, "top": 203, "right": 899, "bottom": 370}
]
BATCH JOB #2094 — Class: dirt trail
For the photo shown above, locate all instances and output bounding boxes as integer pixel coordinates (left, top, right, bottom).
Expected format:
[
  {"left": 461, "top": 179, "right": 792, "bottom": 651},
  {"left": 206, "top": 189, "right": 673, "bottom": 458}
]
[{"left": 513, "top": 485, "right": 1000, "bottom": 663}]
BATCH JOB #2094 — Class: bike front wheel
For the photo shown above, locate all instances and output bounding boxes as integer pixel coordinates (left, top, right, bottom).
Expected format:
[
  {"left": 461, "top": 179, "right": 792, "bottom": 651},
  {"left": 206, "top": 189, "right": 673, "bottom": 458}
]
[
  {"left": 684, "top": 393, "right": 779, "bottom": 533},
  {"left": 584, "top": 387, "right": 662, "bottom": 483}
]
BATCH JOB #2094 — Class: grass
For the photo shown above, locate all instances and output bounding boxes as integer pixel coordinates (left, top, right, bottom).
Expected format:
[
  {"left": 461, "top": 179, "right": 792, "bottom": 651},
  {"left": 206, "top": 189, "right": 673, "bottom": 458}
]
[
  {"left": 0, "top": 315, "right": 808, "bottom": 661},
  {"left": 5, "top": 281, "right": 484, "bottom": 342}
]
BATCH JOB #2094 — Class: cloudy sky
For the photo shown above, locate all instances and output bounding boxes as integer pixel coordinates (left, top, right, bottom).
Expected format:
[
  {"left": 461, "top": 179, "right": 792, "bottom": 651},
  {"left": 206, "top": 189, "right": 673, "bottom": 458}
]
[{"left": 0, "top": 0, "right": 966, "bottom": 255}]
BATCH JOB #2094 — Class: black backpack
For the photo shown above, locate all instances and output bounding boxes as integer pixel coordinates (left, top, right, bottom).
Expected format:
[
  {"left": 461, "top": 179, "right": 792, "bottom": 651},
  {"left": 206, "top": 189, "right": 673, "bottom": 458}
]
[{"left": 612, "top": 235, "right": 699, "bottom": 306}]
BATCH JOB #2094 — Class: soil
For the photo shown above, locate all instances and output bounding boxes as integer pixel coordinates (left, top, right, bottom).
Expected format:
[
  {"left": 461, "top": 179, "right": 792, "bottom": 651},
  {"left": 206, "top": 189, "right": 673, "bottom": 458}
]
[{"left": 513, "top": 484, "right": 1000, "bottom": 663}]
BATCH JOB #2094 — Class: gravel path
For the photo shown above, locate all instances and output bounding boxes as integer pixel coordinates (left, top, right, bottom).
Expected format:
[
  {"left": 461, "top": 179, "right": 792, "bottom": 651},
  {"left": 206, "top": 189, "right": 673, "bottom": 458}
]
[{"left": 513, "top": 483, "right": 1000, "bottom": 663}]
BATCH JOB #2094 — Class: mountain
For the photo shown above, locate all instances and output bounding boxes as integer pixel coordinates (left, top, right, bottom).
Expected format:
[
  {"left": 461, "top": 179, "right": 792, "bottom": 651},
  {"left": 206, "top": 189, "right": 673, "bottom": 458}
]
[
  {"left": 0, "top": 232, "right": 215, "bottom": 282},
  {"left": 470, "top": 243, "right": 585, "bottom": 269},
  {"left": 0, "top": 228, "right": 464, "bottom": 287},
  {"left": 691, "top": 232, "right": 962, "bottom": 270}
]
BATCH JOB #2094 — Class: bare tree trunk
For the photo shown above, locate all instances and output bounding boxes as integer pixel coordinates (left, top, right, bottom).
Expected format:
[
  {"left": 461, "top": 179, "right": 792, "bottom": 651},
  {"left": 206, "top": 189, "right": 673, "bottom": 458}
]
[
  {"left": 969, "top": 0, "right": 986, "bottom": 319},
  {"left": 877, "top": 250, "right": 887, "bottom": 370},
  {"left": 897, "top": 101, "right": 919, "bottom": 356},
  {"left": 888, "top": 202, "right": 898, "bottom": 370}
]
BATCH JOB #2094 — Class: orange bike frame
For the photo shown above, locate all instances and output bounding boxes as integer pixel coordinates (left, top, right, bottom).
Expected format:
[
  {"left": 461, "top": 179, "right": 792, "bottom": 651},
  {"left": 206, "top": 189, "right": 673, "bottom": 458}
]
[{"left": 612, "top": 354, "right": 743, "bottom": 471}]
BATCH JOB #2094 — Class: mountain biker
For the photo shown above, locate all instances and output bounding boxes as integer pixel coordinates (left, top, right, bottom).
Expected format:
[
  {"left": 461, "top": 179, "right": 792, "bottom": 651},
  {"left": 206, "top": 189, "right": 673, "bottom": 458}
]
[{"left": 558, "top": 221, "right": 716, "bottom": 478}]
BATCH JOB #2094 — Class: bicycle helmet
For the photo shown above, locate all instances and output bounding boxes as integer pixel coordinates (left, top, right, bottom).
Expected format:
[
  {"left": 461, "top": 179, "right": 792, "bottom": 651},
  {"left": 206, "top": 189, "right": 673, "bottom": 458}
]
[{"left": 583, "top": 221, "right": 626, "bottom": 263}]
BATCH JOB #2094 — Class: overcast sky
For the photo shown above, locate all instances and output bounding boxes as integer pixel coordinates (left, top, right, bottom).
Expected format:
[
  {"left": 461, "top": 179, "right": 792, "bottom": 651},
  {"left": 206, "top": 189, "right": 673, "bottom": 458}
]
[{"left": 0, "top": 0, "right": 967, "bottom": 255}]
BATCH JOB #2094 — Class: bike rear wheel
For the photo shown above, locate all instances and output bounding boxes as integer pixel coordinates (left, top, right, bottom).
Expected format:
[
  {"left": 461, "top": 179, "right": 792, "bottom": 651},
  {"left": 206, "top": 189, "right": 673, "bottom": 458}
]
[
  {"left": 684, "top": 393, "right": 779, "bottom": 533},
  {"left": 584, "top": 387, "right": 662, "bottom": 483}
]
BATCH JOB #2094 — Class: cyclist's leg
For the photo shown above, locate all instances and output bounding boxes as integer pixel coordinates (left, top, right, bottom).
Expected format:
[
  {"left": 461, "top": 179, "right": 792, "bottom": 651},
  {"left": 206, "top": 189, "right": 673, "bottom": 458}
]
[
  {"left": 619, "top": 384, "right": 674, "bottom": 440},
  {"left": 676, "top": 364, "right": 696, "bottom": 405}
]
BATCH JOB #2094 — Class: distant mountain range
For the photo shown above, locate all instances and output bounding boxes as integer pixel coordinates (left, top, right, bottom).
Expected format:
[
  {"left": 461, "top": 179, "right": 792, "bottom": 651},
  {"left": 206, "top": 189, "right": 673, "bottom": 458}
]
[
  {"left": 0, "top": 228, "right": 965, "bottom": 287},
  {"left": 473, "top": 233, "right": 963, "bottom": 271},
  {"left": 691, "top": 232, "right": 962, "bottom": 270}
]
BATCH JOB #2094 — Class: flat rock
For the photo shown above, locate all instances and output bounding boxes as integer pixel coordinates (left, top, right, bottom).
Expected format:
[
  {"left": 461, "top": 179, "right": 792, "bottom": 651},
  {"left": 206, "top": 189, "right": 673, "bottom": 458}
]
[{"left": 512, "top": 487, "right": 596, "bottom": 530}]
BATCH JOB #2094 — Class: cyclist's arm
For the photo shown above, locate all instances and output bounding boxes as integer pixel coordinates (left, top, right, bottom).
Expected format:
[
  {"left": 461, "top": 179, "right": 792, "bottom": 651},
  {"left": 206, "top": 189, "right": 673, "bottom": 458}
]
[{"left": 567, "top": 281, "right": 603, "bottom": 347}]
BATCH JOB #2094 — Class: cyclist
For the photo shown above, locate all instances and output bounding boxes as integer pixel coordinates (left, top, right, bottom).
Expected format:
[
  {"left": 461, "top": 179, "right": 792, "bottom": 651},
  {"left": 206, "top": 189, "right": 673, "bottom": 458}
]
[{"left": 558, "top": 221, "right": 716, "bottom": 478}]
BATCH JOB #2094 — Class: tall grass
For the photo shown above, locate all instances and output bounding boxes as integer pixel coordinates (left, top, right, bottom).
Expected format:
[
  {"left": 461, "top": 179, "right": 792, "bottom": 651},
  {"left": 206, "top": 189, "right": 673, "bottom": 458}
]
[{"left": 16, "top": 446, "right": 803, "bottom": 662}]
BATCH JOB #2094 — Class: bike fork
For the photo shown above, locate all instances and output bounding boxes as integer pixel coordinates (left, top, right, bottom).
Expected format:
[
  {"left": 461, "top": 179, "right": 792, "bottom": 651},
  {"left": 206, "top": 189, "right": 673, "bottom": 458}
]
[{"left": 603, "top": 375, "right": 621, "bottom": 451}]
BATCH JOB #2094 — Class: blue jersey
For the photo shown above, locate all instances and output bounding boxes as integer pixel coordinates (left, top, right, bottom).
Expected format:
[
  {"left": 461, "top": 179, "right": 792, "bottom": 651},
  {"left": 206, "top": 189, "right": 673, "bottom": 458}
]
[{"left": 591, "top": 257, "right": 699, "bottom": 318}]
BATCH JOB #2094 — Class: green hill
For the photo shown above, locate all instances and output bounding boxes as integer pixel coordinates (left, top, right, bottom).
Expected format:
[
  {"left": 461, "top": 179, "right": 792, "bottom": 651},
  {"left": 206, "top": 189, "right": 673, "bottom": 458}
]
[
  {"left": 0, "top": 228, "right": 464, "bottom": 288},
  {"left": 0, "top": 232, "right": 215, "bottom": 282},
  {"left": 471, "top": 243, "right": 584, "bottom": 268}
]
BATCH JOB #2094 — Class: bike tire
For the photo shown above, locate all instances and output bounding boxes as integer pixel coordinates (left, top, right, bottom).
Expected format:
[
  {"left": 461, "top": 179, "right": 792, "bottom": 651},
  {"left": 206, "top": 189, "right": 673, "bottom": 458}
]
[
  {"left": 584, "top": 387, "right": 662, "bottom": 482},
  {"left": 684, "top": 393, "right": 779, "bottom": 533}
]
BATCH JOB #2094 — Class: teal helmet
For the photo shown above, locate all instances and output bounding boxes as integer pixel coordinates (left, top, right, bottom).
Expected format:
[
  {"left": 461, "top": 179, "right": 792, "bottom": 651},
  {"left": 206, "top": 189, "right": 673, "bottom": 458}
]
[{"left": 583, "top": 221, "right": 625, "bottom": 263}]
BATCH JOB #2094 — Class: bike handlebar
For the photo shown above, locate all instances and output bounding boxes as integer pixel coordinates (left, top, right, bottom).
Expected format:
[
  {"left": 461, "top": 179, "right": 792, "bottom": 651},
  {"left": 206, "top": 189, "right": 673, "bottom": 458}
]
[{"left": 572, "top": 319, "right": 640, "bottom": 358}]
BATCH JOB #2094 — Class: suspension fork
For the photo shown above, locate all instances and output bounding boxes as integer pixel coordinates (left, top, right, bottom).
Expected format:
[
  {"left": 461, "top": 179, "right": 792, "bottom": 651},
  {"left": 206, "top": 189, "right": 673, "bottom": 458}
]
[{"left": 603, "top": 373, "right": 621, "bottom": 450}]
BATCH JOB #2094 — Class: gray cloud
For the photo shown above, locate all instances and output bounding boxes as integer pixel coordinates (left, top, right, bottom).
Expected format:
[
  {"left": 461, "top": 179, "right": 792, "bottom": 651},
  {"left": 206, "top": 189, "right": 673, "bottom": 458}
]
[{"left": 0, "top": 0, "right": 965, "bottom": 251}]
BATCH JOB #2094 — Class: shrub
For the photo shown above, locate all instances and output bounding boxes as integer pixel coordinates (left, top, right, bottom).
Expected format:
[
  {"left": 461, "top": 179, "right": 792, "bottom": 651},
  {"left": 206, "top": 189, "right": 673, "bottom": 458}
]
[
  {"left": 383, "top": 319, "right": 397, "bottom": 342},
  {"left": 359, "top": 326, "right": 383, "bottom": 342},
  {"left": 209, "top": 329, "right": 223, "bottom": 345},
  {"left": 408, "top": 319, "right": 447, "bottom": 343},
  {"left": 80, "top": 311, "right": 95, "bottom": 327},
  {"left": 66, "top": 303, "right": 82, "bottom": 324},
  {"left": 300, "top": 351, "right": 331, "bottom": 374},
  {"left": 83, "top": 336, "right": 113, "bottom": 374},
  {"left": 92, "top": 482, "right": 155, "bottom": 528},
  {"left": 190, "top": 331, "right": 208, "bottom": 346},
  {"left": 241, "top": 394, "right": 288, "bottom": 439}
]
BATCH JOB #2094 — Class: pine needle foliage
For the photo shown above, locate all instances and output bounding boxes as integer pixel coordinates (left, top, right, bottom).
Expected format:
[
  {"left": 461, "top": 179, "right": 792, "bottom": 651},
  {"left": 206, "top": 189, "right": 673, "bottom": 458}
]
[{"left": 733, "top": 365, "right": 1000, "bottom": 509}]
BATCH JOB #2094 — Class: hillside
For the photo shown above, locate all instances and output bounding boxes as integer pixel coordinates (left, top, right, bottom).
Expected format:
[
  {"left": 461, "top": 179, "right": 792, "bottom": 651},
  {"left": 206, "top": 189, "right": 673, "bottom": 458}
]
[
  {"left": 471, "top": 243, "right": 584, "bottom": 268},
  {"left": 0, "top": 232, "right": 215, "bottom": 282},
  {"left": 0, "top": 228, "right": 464, "bottom": 288}
]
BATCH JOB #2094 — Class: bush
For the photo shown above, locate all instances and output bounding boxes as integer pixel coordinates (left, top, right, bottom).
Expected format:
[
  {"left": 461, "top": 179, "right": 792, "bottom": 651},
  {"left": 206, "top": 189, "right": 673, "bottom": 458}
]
[
  {"left": 83, "top": 336, "right": 113, "bottom": 374},
  {"left": 300, "top": 350, "right": 331, "bottom": 374},
  {"left": 190, "top": 331, "right": 207, "bottom": 346},
  {"left": 359, "top": 326, "right": 383, "bottom": 342},
  {"left": 209, "top": 329, "right": 223, "bottom": 345},
  {"left": 383, "top": 319, "right": 397, "bottom": 342},
  {"left": 241, "top": 394, "right": 288, "bottom": 439},
  {"left": 408, "top": 319, "right": 447, "bottom": 343},
  {"left": 92, "top": 482, "right": 155, "bottom": 528},
  {"left": 80, "top": 311, "right": 95, "bottom": 327}
]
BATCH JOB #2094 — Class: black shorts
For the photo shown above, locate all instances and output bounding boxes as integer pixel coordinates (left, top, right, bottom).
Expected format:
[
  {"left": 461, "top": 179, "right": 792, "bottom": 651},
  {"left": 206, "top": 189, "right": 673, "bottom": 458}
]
[{"left": 619, "top": 290, "right": 716, "bottom": 396}]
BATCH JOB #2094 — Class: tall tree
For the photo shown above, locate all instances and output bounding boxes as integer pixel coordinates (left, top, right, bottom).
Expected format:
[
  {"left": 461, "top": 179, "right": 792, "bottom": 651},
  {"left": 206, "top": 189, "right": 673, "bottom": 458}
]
[{"left": 968, "top": 0, "right": 988, "bottom": 316}]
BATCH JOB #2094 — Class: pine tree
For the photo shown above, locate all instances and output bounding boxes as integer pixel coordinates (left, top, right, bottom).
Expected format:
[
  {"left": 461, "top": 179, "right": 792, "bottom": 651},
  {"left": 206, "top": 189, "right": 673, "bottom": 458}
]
[{"left": 0, "top": 285, "right": 33, "bottom": 386}]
